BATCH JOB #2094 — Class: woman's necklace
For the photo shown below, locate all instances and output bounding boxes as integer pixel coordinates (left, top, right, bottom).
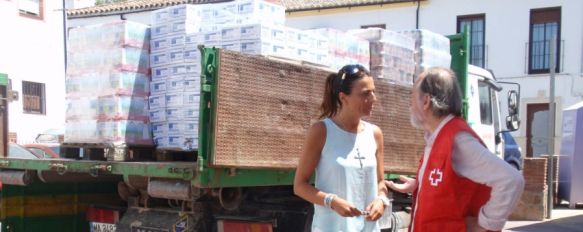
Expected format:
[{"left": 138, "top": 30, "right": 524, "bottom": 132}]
[
  {"left": 355, "top": 148, "right": 365, "bottom": 169},
  {"left": 334, "top": 118, "right": 365, "bottom": 169}
]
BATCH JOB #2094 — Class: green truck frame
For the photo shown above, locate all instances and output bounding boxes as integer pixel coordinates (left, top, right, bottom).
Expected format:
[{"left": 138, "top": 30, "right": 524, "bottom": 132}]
[{"left": 0, "top": 30, "right": 492, "bottom": 232}]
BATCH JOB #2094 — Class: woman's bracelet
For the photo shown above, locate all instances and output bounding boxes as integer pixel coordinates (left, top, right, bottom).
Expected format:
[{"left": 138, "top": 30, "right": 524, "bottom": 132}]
[{"left": 324, "top": 193, "right": 336, "bottom": 209}]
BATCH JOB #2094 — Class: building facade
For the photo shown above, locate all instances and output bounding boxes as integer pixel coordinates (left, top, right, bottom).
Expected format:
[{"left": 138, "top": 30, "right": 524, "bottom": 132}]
[
  {"left": 66, "top": 0, "right": 583, "bottom": 158},
  {"left": 284, "top": 0, "right": 583, "bottom": 159},
  {"left": 0, "top": 0, "right": 67, "bottom": 144}
]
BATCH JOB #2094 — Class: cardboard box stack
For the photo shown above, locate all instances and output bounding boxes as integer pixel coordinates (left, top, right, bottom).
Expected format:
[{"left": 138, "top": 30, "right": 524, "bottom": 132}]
[
  {"left": 309, "top": 28, "right": 370, "bottom": 71},
  {"left": 149, "top": 4, "right": 205, "bottom": 150},
  {"left": 350, "top": 28, "right": 415, "bottom": 86},
  {"left": 399, "top": 29, "right": 451, "bottom": 77},
  {"left": 65, "top": 21, "right": 152, "bottom": 145},
  {"left": 149, "top": 0, "right": 335, "bottom": 150}
]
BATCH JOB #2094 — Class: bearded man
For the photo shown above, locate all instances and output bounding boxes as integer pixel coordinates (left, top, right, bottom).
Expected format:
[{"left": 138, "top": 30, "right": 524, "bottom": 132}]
[{"left": 386, "top": 67, "right": 524, "bottom": 232}]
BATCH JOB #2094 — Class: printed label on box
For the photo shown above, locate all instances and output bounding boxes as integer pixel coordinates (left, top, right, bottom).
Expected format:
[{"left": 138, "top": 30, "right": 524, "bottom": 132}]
[
  {"left": 151, "top": 122, "right": 167, "bottom": 137},
  {"left": 222, "top": 42, "right": 241, "bottom": 52},
  {"left": 166, "top": 107, "right": 181, "bottom": 121},
  {"left": 152, "top": 66, "right": 171, "bottom": 80},
  {"left": 152, "top": 24, "right": 170, "bottom": 38},
  {"left": 271, "top": 27, "right": 286, "bottom": 42},
  {"left": 151, "top": 38, "right": 169, "bottom": 51},
  {"left": 149, "top": 109, "right": 166, "bottom": 122},
  {"left": 153, "top": 9, "right": 169, "bottom": 23},
  {"left": 240, "top": 24, "right": 269, "bottom": 40},
  {"left": 183, "top": 92, "right": 200, "bottom": 105},
  {"left": 149, "top": 94, "right": 166, "bottom": 109},
  {"left": 154, "top": 136, "right": 168, "bottom": 146},
  {"left": 150, "top": 52, "right": 169, "bottom": 67},
  {"left": 169, "top": 35, "right": 185, "bottom": 47},
  {"left": 185, "top": 63, "right": 201, "bottom": 74},
  {"left": 167, "top": 121, "right": 183, "bottom": 134},
  {"left": 184, "top": 48, "right": 201, "bottom": 61},
  {"left": 221, "top": 26, "right": 241, "bottom": 41},
  {"left": 183, "top": 107, "right": 199, "bottom": 118},
  {"left": 168, "top": 49, "right": 185, "bottom": 63},
  {"left": 183, "top": 78, "right": 200, "bottom": 92},
  {"left": 150, "top": 81, "right": 167, "bottom": 95},
  {"left": 241, "top": 40, "right": 268, "bottom": 54},
  {"left": 182, "top": 120, "right": 198, "bottom": 137},
  {"left": 166, "top": 76, "right": 185, "bottom": 92},
  {"left": 204, "top": 31, "right": 221, "bottom": 42},
  {"left": 170, "top": 65, "right": 187, "bottom": 75},
  {"left": 169, "top": 5, "right": 187, "bottom": 17},
  {"left": 165, "top": 93, "right": 184, "bottom": 107},
  {"left": 185, "top": 33, "right": 204, "bottom": 44}
]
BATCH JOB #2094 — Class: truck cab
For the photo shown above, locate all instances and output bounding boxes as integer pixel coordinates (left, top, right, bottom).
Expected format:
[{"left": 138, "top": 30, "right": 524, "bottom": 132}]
[
  {"left": 448, "top": 31, "right": 522, "bottom": 167},
  {"left": 464, "top": 65, "right": 522, "bottom": 164},
  {"left": 466, "top": 65, "right": 504, "bottom": 158}
]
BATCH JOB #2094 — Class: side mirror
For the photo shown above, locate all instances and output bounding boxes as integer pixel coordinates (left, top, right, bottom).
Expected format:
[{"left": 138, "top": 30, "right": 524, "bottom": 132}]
[
  {"left": 508, "top": 90, "right": 518, "bottom": 115},
  {"left": 506, "top": 115, "right": 520, "bottom": 131}
]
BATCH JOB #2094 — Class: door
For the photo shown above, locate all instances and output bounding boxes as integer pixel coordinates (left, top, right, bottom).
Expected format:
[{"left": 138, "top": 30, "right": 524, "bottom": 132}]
[{"left": 526, "top": 103, "right": 551, "bottom": 157}]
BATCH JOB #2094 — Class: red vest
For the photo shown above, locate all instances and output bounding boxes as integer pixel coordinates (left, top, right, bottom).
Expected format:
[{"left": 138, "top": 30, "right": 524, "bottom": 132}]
[{"left": 410, "top": 117, "right": 493, "bottom": 232}]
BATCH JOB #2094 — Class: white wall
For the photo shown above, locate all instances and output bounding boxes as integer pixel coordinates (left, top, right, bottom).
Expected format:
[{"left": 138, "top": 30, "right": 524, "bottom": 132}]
[
  {"left": 285, "top": 0, "right": 583, "bottom": 155},
  {"left": 67, "top": 13, "right": 151, "bottom": 28},
  {"left": 0, "top": 1, "right": 67, "bottom": 144},
  {"left": 66, "top": 0, "right": 96, "bottom": 9}
]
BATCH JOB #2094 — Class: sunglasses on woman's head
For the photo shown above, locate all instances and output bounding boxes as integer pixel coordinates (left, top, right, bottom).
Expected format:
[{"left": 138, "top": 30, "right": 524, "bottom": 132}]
[
  {"left": 340, "top": 64, "right": 365, "bottom": 81},
  {"left": 336, "top": 64, "right": 366, "bottom": 94}
]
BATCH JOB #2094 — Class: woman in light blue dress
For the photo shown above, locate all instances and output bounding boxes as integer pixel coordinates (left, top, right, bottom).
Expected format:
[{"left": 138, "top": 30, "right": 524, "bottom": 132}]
[{"left": 294, "top": 64, "right": 389, "bottom": 232}]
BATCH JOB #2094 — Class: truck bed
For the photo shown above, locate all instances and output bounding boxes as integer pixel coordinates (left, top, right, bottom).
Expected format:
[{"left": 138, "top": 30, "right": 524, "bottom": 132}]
[{"left": 0, "top": 48, "right": 423, "bottom": 189}]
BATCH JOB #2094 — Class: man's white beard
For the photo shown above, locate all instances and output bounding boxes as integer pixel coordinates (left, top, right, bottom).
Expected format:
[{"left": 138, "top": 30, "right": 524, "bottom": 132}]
[{"left": 410, "top": 109, "right": 424, "bottom": 130}]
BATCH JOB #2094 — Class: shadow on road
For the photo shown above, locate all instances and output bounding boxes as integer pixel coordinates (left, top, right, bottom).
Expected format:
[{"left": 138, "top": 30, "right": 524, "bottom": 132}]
[{"left": 507, "top": 215, "right": 583, "bottom": 232}]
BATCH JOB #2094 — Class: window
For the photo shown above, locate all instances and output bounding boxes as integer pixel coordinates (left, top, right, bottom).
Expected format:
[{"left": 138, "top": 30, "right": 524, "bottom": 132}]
[
  {"left": 22, "top": 81, "right": 45, "bottom": 114},
  {"left": 529, "top": 7, "right": 561, "bottom": 74},
  {"left": 457, "top": 14, "right": 486, "bottom": 68},
  {"left": 18, "top": 0, "right": 43, "bottom": 19},
  {"left": 478, "top": 81, "right": 492, "bottom": 125},
  {"left": 361, "top": 24, "right": 386, "bottom": 29}
]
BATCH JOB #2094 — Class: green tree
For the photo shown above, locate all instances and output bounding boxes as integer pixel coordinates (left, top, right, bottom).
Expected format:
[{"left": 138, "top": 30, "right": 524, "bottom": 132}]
[{"left": 95, "top": 0, "right": 127, "bottom": 6}]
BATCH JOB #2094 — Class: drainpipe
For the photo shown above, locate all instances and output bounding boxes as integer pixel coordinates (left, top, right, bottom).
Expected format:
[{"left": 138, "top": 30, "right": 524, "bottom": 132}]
[
  {"left": 415, "top": 0, "right": 420, "bottom": 29},
  {"left": 62, "top": 0, "right": 67, "bottom": 72}
]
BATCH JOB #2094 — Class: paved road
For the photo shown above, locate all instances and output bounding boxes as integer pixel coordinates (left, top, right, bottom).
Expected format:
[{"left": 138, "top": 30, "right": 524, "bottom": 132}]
[{"left": 505, "top": 207, "right": 583, "bottom": 232}]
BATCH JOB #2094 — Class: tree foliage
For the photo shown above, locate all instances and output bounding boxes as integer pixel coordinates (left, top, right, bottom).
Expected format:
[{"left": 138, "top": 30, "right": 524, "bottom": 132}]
[{"left": 95, "top": 0, "right": 127, "bottom": 6}]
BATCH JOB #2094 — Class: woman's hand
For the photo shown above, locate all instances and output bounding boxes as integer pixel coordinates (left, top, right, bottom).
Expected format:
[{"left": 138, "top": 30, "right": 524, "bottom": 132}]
[
  {"left": 385, "top": 175, "right": 417, "bottom": 193},
  {"left": 330, "top": 197, "right": 362, "bottom": 217},
  {"left": 364, "top": 199, "right": 385, "bottom": 221}
]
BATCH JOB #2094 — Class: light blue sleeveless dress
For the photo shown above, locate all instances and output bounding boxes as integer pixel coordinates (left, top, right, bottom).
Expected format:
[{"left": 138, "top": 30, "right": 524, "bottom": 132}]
[{"left": 311, "top": 118, "right": 380, "bottom": 232}]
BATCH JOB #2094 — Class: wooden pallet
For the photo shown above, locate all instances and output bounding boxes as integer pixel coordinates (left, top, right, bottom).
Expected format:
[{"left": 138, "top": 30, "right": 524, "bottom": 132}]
[
  {"left": 61, "top": 142, "right": 156, "bottom": 161},
  {"left": 61, "top": 143, "right": 198, "bottom": 162}
]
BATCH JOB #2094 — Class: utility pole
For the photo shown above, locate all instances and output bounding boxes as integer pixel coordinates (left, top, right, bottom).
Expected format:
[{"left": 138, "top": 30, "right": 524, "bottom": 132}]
[{"left": 547, "top": 35, "right": 557, "bottom": 219}]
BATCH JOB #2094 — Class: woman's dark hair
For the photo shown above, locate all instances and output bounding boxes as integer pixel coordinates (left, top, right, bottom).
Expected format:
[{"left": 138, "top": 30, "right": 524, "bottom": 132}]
[{"left": 319, "top": 64, "right": 370, "bottom": 119}]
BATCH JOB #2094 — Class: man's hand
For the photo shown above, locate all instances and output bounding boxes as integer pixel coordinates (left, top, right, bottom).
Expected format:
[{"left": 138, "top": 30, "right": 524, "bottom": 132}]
[
  {"left": 330, "top": 197, "right": 362, "bottom": 217},
  {"left": 385, "top": 175, "right": 417, "bottom": 193},
  {"left": 465, "top": 216, "right": 487, "bottom": 232},
  {"left": 364, "top": 199, "right": 385, "bottom": 221}
]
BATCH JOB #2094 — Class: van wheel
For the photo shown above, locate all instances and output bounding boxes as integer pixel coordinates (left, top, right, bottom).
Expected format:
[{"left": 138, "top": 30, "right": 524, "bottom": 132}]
[{"left": 510, "top": 162, "right": 520, "bottom": 171}]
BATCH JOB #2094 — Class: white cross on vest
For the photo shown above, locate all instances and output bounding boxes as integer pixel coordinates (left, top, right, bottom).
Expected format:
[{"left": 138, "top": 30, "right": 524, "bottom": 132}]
[{"left": 429, "top": 168, "right": 443, "bottom": 186}]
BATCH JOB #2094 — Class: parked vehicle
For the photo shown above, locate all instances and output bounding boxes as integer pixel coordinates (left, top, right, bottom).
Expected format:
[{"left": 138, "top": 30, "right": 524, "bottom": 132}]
[
  {"left": 501, "top": 131, "right": 523, "bottom": 170},
  {"left": 23, "top": 143, "right": 61, "bottom": 159},
  {"left": 8, "top": 143, "right": 42, "bottom": 159},
  {"left": 0, "top": 30, "right": 520, "bottom": 232}
]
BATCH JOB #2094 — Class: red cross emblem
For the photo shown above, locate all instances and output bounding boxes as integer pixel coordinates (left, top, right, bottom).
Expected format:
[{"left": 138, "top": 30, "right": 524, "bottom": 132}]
[{"left": 429, "top": 168, "right": 443, "bottom": 186}]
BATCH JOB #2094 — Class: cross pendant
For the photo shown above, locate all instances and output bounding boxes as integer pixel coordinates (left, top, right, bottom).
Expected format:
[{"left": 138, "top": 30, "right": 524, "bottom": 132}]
[{"left": 354, "top": 148, "right": 365, "bottom": 169}]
